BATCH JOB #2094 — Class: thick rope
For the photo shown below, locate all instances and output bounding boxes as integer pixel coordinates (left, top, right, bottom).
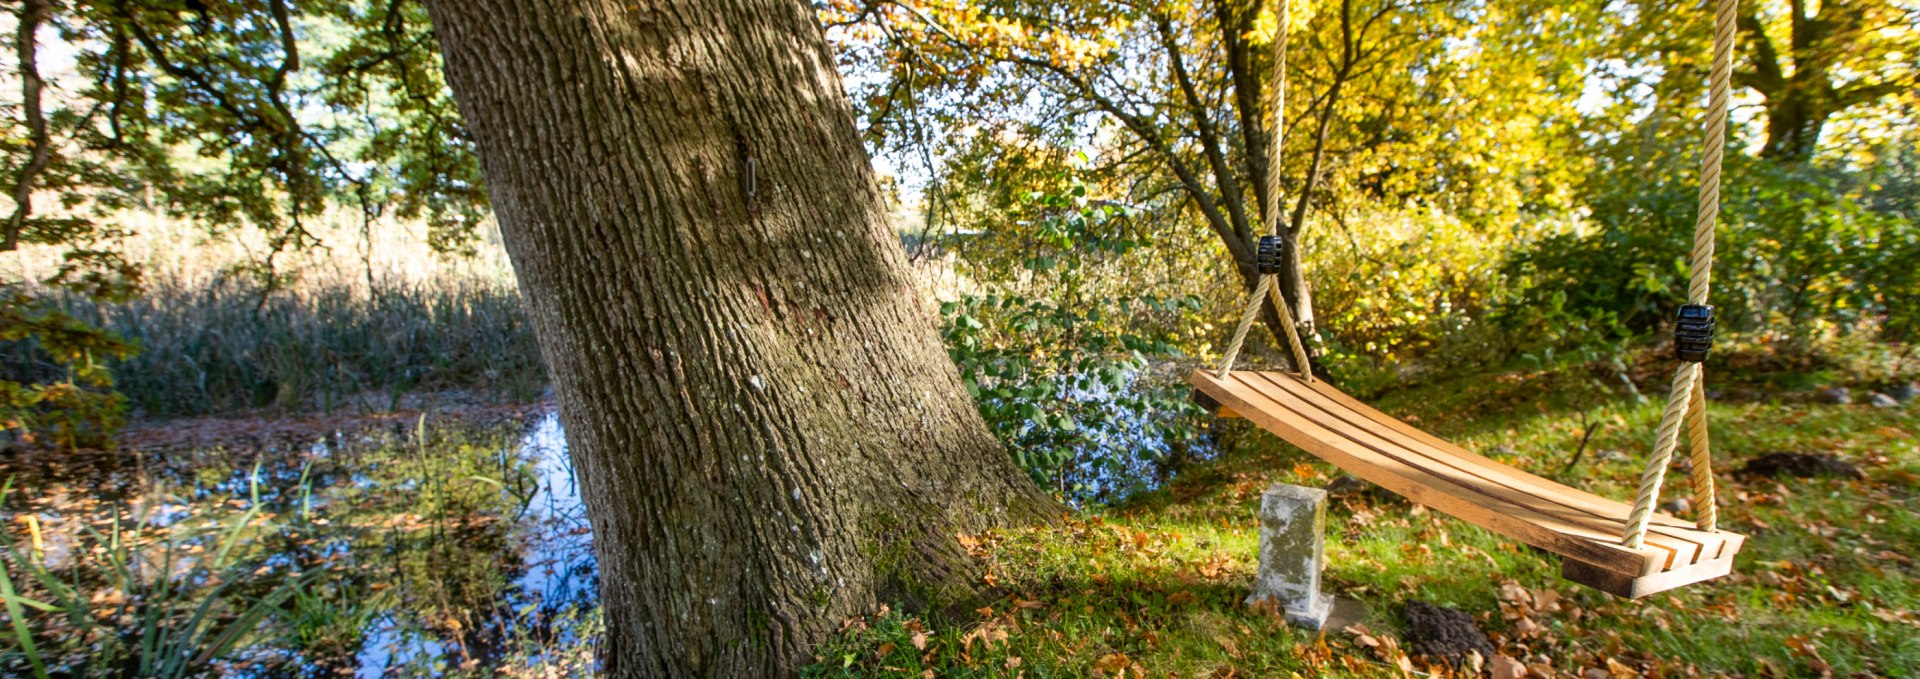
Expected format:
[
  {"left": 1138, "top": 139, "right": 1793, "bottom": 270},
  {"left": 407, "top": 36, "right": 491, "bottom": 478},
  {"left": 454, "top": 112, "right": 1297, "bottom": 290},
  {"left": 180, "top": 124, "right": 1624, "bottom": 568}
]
[
  {"left": 1217, "top": 275, "right": 1275, "bottom": 379},
  {"left": 1266, "top": 273, "right": 1314, "bottom": 379},
  {"left": 1622, "top": 0, "right": 1736, "bottom": 548},
  {"left": 1685, "top": 371, "right": 1716, "bottom": 532},
  {"left": 1261, "top": 0, "right": 1291, "bottom": 237},
  {"left": 1213, "top": 0, "right": 1314, "bottom": 380}
]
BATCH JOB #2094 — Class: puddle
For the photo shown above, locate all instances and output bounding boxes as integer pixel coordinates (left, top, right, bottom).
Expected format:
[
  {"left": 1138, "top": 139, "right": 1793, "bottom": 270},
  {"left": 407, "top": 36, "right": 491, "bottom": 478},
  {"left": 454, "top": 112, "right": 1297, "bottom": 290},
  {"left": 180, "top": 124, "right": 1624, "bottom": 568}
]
[
  {"left": 0, "top": 376, "right": 1196, "bottom": 675},
  {"left": 0, "top": 410, "right": 598, "bottom": 677}
]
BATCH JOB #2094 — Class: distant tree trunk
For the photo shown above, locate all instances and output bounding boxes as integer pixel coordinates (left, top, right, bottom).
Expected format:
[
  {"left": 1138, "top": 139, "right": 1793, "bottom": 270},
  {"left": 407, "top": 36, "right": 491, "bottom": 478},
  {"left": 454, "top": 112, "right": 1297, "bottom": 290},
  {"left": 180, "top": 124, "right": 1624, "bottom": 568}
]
[
  {"left": 424, "top": 1, "right": 1056, "bottom": 675},
  {"left": 1737, "top": 0, "right": 1912, "bottom": 161}
]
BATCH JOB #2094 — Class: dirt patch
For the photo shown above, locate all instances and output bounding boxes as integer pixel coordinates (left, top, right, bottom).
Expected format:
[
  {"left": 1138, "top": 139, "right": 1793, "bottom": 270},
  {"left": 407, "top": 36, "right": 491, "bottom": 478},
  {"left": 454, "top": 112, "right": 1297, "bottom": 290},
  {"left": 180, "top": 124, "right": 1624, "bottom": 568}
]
[
  {"left": 1401, "top": 601, "right": 1495, "bottom": 667},
  {"left": 1739, "top": 452, "right": 1865, "bottom": 480}
]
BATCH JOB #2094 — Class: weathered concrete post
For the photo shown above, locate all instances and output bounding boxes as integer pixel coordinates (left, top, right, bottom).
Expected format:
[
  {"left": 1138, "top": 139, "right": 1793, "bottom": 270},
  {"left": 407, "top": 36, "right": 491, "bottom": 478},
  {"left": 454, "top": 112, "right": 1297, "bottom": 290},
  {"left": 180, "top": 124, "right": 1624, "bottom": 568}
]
[{"left": 1247, "top": 483, "right": 1334, "bottom": 629}]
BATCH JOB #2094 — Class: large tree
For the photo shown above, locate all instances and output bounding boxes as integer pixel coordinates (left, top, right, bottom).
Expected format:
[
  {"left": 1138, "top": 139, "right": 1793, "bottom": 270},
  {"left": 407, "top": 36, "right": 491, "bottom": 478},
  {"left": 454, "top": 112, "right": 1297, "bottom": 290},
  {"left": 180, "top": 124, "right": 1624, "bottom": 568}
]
[
  {"left": 1737, "top": 0, "right": 1918, "bottom": 160},
  {"left": 420, "top": 0, "right": 1054, "bottom": 675},
  {"left": 7, "top": 0, "right": 1051, "bottom": 670},
  {"left": 824, "top": 0, "right": 1600, "bottom": 369}
]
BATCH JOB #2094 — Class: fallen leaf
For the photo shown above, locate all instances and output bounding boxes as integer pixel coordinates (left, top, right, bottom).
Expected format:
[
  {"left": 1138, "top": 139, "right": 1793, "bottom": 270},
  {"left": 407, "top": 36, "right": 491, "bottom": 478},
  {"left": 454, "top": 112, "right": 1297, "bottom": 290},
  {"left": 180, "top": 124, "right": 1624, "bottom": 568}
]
[
  {"left": 1605, "top": 657, "right": 1640, "bottom": 678},
  {"left": 1513, "top": 616, "right": 1541, "bottom": 638},
  {"left": 1094, "top": 653, "right": 1131, "bottom": 676},
  {"left": 1532, "top": 588, "right": 1562, "bottom": 612},
  {"left": 1490, "top": 654, "right": 1528, "bottom": 679},
  {"left": 1500, "top": 581, "right": 1532, "bottom": 604}
]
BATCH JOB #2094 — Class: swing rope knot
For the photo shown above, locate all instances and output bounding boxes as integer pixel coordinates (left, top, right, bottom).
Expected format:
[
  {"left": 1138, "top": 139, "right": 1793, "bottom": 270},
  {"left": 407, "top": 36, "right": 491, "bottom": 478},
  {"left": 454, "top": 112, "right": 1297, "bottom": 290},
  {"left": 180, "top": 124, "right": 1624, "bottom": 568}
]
[
  {"left": 1256, "top": 236, "right": 1286, "bottom": 275},
  {"left": 1674, "top": 304, "right": 1716, "bottom": 363}
]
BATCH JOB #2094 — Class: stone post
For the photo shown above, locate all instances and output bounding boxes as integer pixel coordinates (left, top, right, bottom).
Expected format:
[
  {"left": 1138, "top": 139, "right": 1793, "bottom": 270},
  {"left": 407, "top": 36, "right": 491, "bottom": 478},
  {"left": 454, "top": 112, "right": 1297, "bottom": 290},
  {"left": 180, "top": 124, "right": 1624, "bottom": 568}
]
[{"left": 1247, "top": 483, "right": 1334, "bottom": 629}]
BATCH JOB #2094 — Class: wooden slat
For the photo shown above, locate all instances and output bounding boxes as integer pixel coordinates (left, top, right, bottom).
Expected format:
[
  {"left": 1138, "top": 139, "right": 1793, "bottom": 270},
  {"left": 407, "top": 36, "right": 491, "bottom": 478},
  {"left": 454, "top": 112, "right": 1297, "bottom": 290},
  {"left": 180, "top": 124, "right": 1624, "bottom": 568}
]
[
  {"left": 1295, "top": 376, "right": 1731, "bottom": 544},
  {"left": 1192, "top": 369, "right": 1745, "bottom": 590},
  {"left": 1199, "top": 371, "right": 1664, "bottom": 576},
  {"left": 1285, "top": 374, "right": 1745, "bottom": 563},
  {"left": 1251, "top": 373, "right": 1734, "bottom": 566},
  {"left": 1236, "top": 372, "right": 1689, "bottom": 560},
  {"left": 1563, "top": 552, "right": 1737, "bottom": 598}
]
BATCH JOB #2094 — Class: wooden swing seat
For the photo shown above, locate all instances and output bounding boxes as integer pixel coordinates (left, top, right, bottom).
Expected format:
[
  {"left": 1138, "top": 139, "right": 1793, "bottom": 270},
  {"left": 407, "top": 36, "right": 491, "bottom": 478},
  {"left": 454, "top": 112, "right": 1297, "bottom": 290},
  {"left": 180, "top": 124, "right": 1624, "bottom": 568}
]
[{"left": 1192, "top": 369, "right": 1743, "bottom": 598}]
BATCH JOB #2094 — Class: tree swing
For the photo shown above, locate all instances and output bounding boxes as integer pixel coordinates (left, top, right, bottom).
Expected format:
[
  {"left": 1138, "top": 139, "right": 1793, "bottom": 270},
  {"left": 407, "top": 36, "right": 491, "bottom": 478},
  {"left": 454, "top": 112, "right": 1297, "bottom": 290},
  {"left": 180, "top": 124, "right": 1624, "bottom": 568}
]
[{"left": 1193, "top": 0, "right": 1745, "bottom": 598}]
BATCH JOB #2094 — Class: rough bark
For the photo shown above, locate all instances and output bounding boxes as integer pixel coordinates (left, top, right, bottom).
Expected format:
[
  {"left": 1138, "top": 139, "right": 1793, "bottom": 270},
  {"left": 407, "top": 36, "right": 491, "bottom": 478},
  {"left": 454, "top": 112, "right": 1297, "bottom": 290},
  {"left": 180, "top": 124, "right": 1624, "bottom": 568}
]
[{"left": 423, "top": 1, "right": 1056, "bottom": 675}]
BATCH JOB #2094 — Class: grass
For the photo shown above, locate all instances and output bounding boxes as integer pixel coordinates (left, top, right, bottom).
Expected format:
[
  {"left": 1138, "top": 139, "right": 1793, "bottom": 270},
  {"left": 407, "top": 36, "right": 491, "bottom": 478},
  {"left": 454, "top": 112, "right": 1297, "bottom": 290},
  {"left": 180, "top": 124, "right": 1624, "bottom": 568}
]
[
  {"left": 805, "top": 353, "right": 1920, "bottom": 677},
  {"left": 1, "top": 211, "right": 544, "bottom": 421}
]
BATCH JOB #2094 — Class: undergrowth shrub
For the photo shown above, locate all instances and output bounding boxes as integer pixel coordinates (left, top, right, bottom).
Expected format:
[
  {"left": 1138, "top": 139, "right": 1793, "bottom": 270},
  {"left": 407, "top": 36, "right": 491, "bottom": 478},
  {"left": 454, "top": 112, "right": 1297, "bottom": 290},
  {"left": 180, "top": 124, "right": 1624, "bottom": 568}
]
[
  {"left": 941, "top": 293, "right": 1204, "bottom": 500},
  {"left": 0, "top": 287, "right": 136, "bottom": 448},
  {"left": 1305, "top": 206, "right": 1532, "bottom": 389},
  {"left": 1502, "top": 153, "right": 1918, "bottom": 358},
  {"left": 933, "top": 172, "right": 1213, "bottom": 501}
]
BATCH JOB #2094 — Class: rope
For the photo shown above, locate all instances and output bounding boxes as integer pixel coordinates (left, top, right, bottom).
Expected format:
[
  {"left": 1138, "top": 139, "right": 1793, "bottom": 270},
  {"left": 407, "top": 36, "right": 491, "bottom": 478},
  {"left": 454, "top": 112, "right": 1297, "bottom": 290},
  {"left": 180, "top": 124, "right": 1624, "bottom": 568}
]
[
  {"left": 1261, "top": 0, "right": 1291, "bottom": 238},
  {"left": 1266, "top": 274, "right": 1313, "bottom": 380},
  {"left": 1217, "top": 275, "right": 1274, "bottom": 379},
  {"left": 1685, "top": 371, "right": 1716, "bottom": 532},
  {"left": 1214, "top": 0, "right": 1314, "bottom": 381},
  {"left": 1622, "top": 0, "right": 1736, "bottom": 548}
]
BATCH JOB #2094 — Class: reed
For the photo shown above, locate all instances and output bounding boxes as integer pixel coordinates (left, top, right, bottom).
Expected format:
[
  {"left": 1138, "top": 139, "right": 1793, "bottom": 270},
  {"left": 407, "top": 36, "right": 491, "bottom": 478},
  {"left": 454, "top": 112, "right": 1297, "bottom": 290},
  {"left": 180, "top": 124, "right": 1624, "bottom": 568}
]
[{"left": 2, "top": 210, "right": 546, "bottom": 420}]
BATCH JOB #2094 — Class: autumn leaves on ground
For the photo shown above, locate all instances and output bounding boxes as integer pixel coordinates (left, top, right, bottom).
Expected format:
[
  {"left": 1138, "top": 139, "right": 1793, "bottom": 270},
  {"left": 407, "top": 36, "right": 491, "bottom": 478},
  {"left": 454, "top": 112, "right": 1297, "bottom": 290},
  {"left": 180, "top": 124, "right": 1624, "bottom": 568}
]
[
  {"left": 808, "top": 353, "right": 1920, "bottom": 677},
  {"left": 5, "top": 0, "right": 1919, "bottom": 676}
]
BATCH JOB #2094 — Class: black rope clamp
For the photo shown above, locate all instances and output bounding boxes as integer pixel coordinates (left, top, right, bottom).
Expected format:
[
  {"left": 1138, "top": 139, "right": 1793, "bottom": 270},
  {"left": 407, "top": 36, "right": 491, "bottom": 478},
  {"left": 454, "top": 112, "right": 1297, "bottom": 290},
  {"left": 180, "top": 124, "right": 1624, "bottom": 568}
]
[
  {"left": 1256, "top": 236, "right": 1286, "bottom": 275},
  {"left": 1674, "top": 304, "right": 1715, "bottom": 363}
]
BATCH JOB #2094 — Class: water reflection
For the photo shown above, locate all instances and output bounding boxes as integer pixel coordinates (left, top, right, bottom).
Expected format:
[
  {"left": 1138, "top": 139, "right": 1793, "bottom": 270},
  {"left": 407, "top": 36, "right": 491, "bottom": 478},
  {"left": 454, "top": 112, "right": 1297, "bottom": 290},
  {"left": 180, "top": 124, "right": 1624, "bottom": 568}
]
[
  {"left": 350, "top": 412, "right": 597, "bottom": 677},
  {"left": 0, "top": 410, "right": 599, "bottom": 677},
  {"left": 2, "top": 385, "right": 1195, "bottom": 675}
]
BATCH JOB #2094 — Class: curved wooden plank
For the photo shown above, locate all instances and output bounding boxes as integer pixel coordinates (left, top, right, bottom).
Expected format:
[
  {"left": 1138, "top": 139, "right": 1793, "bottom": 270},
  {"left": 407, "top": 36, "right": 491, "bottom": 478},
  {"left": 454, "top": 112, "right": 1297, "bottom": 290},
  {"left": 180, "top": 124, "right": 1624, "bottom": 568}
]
[
  {"left": 1241, "top": 373, "right": 1707, "bottom": 568},
  {"left": 1283, "top": 374, "right": 1744, "bottom": 562},
  {"left": 1192, "top": 369, "right": 1747, "bottom": 588},
  {"left": 1251, "top": 373, "right": 1732, "bottom": 565},
  {"left": 1195, "top": 370, "right": 1666, "bottom": 577},
  {"left": 1296, "top": 375, "right": 1713, "bottom": 535}
]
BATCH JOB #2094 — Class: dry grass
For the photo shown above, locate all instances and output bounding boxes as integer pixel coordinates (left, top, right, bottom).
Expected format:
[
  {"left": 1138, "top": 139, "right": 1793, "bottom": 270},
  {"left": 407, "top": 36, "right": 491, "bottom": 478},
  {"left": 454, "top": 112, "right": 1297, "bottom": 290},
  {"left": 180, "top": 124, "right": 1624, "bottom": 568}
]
[{"left": 2, "top": 209, "right": 544, "bottom": 420}]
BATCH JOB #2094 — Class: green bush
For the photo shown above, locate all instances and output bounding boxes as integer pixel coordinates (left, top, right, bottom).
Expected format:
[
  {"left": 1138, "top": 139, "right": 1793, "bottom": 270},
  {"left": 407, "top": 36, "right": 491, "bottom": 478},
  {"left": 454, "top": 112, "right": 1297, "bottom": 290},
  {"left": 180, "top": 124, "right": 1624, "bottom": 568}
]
[
  {"left": 932, "top": 174, "right": 1211, "bottom": 500},
  {"left": 0, "top": 287, "right": 135, "bottom": 448},
  {"left": 1500, "top": 153, "right": 1919, "bottom": 356},
  {"left": 941, "top": 293, "right": 1204, "bottom": 499}
]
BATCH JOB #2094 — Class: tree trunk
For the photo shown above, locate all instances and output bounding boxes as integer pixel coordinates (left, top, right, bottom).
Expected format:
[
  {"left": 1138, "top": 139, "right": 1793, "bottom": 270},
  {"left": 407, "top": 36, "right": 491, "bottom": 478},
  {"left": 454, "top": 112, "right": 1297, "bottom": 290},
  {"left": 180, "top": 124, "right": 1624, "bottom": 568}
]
[
  {"left": 1757, "top": 71, "right": 1831, "bottom": 161},
  {"left": 423, "top": 1, "right": 1056, "bottom": 675}
]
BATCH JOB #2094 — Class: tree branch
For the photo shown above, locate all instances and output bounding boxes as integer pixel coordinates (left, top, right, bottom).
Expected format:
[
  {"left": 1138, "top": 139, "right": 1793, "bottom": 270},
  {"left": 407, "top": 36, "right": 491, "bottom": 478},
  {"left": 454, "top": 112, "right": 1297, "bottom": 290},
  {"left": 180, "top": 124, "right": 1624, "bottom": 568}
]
[
  {"left": 1286, "top": 0, "right": 1359, "bottom": 238},
  {"left": 1156, "top": 13, "right": 1253, "bottom": 245},
  {"left": 1213, "top": 0, "right": 1276, "bottom": 227},
  {"left": 5, "top": 0, "right": 52, "bottom": 252},
  {"left": 1736, "top": 11, "right": 1785, "bottom": 97}
]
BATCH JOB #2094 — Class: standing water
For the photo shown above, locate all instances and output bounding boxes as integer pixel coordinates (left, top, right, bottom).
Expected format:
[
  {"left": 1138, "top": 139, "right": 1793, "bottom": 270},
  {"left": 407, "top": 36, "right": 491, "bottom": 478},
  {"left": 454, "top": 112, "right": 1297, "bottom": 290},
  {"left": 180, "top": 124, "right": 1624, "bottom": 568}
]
[
  {"left": 0, "top": 408, "right": 599, "bottom": 677},
  {"left": 0, "top": 375, "right": 1202, "bottom": 676}
]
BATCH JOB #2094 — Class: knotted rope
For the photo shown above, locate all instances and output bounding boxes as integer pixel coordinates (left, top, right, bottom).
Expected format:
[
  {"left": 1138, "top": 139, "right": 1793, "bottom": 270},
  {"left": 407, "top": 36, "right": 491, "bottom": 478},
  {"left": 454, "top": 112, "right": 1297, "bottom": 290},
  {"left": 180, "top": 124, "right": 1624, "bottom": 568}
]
[
  {"left": 1216, "top": 0, "right": 1313, "bottom": 381},
  {"left": 1621, "top": 0, "right": 1736, "bottom": 547}
]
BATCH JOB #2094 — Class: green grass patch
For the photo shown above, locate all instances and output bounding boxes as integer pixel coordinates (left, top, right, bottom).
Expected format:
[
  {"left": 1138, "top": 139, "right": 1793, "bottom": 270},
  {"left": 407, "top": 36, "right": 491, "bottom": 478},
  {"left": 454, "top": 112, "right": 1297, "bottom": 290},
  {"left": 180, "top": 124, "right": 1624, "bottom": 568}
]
[{"left": 808, "top": 358, "right": 1920, "bottom": 677}]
